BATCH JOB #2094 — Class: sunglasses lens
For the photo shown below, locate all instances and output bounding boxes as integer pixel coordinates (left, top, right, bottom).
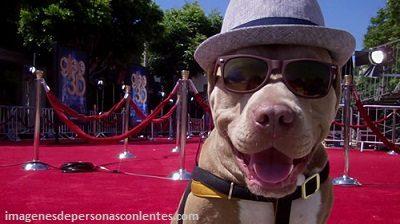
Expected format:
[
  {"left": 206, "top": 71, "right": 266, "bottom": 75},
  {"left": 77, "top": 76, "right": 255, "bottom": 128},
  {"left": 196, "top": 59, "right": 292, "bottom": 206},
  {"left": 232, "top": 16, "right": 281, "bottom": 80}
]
[
  {"left": 223, "top": 57, "right": 268, "bottom": 92},
  {"left": 285, "top": 60, "right": 332, "bottom": 97}
]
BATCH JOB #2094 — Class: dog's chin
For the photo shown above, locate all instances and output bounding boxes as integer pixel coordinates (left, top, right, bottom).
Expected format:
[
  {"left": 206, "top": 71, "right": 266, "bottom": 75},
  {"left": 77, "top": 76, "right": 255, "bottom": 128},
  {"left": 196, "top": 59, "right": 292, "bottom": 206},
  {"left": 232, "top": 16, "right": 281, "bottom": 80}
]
[{"left": 233, "top": 147, "right": 310, "bottom": 198}]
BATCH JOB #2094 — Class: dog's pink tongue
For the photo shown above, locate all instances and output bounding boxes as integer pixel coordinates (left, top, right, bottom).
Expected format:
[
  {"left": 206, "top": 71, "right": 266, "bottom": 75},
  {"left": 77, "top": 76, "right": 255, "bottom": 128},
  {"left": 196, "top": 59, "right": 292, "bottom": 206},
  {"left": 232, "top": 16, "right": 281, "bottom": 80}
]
[{"left": 250, "top": 148, "right": 293, "bottom": 184}]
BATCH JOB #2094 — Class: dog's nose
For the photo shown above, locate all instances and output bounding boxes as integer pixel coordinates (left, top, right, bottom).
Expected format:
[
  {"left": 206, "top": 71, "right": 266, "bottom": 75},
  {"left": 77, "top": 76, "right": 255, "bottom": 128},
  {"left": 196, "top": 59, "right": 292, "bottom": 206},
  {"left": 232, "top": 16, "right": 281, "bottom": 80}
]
[{"left": 253, "top": 105, "right": 295, "bottom": 131}]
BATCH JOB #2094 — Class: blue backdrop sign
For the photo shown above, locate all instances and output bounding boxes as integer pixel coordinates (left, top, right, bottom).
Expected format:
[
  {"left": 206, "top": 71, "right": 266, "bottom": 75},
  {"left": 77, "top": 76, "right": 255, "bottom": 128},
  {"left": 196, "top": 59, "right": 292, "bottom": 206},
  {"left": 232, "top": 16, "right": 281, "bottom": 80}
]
[
  {"left": 130, "top": 65, "right": 148, "bottom": 121},
  {"left": 57, "top": 47, "right": 87, "bottom": 113}
]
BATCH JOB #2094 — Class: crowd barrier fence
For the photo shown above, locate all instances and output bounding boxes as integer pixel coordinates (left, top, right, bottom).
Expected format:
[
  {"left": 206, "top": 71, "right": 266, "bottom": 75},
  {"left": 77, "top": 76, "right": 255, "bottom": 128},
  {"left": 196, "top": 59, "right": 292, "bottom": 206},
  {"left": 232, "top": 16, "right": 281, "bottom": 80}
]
[{"left": 325, "top": 104, "right": 399, "bottom": 151}]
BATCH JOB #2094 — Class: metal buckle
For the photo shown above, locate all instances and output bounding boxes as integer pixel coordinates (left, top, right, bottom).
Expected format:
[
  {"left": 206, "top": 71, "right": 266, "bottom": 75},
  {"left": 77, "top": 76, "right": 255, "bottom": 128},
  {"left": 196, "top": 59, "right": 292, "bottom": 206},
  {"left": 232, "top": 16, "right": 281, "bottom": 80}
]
[
  {"left": 301, "top": 173, "right": 320, "bottom": 200},
  {"left": 228, "top": 182, "right": 234, "bottom": 200}
]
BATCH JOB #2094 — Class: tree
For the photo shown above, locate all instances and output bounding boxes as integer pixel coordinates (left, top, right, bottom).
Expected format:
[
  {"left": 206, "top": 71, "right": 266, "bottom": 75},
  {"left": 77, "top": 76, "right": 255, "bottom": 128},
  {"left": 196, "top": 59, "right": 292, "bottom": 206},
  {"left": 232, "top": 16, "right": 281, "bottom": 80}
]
[
  {"left": 18, "top": 0, "right": 163, "bottom": 78},
  {"left": 148, "top": 2, "right": 222, "bottom": 89},
  {"left": 359, "top": 0, "right": 400, "bottom": 96},
  {"left": 364, "top": 0, "right": 400, "bottom": 48}
]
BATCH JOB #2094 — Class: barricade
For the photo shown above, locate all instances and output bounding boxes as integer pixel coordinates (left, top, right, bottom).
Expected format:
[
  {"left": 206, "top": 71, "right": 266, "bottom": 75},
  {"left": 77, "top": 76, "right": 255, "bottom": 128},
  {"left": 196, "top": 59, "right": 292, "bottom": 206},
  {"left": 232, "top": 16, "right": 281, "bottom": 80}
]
[{"left": 326, "top": 104, "right": 399, "bottom": 151}]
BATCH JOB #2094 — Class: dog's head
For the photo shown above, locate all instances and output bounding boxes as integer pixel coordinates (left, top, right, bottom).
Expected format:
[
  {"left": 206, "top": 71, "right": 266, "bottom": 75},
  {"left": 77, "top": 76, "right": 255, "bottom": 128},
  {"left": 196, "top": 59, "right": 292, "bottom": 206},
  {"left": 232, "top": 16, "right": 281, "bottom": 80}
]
[{"left": 207, "top": 45, "right": 340, "bottom": 198}]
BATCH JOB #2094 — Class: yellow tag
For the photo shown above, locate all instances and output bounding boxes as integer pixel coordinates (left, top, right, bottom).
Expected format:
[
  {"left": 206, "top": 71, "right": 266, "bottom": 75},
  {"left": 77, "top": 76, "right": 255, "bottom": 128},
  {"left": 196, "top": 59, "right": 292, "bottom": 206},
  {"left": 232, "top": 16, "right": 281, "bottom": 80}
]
[{"left": 191, "top": 180, "right": 226, "bottom": 199}]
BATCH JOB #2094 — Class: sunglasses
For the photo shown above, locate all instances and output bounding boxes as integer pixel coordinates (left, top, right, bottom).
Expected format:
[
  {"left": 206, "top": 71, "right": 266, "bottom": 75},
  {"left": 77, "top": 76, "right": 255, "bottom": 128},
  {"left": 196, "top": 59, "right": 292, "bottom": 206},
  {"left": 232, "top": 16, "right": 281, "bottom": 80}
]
[{"left": 215, "top": 54, "right": 338, "bottom": 98}]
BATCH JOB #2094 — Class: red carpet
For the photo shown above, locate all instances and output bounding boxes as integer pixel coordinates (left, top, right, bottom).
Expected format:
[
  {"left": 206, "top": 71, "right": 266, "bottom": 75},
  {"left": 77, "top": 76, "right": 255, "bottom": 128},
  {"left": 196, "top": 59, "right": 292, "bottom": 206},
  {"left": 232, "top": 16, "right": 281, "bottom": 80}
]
[{"left": 0, "top": 140, "right": 399, "bottom": 223}]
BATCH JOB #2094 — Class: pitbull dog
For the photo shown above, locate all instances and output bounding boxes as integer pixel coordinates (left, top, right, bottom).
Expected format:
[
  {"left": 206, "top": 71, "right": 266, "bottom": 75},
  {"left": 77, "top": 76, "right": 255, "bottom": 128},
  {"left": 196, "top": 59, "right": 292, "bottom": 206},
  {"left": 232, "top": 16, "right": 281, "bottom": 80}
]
[
  {"left": 173, "top": 45, "right": 339, "bottom": 224},
  {"left": 173, "top": 0, "right": 355, "bottom": 223}
]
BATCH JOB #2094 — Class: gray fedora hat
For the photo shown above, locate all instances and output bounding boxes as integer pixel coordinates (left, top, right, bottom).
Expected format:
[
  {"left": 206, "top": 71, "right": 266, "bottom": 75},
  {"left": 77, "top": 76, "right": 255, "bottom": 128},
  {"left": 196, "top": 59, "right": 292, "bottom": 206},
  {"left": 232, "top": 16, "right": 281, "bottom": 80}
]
[{"left": 194, "top": 0, "right": 356, "bottom": 73}]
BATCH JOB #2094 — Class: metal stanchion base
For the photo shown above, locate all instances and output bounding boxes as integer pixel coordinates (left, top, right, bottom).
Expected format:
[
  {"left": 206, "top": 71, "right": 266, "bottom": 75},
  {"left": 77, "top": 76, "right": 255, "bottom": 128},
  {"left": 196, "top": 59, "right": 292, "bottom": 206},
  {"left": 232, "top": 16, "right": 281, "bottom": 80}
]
[
  {"left": 171, "top": 146, "right": 180, "bottom": 153},
  {"left": 23, "top": 161, "right": 49, "bottom": 171},
  {"left": 332, "top": 175, "right": 361, "bottom": 186},
  {"left": 387, "top": 150, "right": 398, "bottom": 156},
  {"left": 118, "top": 151, "right": 136, "bottom": 160},
  {"left": 169, "top": 168, "right": 191, "bottom": 180}
]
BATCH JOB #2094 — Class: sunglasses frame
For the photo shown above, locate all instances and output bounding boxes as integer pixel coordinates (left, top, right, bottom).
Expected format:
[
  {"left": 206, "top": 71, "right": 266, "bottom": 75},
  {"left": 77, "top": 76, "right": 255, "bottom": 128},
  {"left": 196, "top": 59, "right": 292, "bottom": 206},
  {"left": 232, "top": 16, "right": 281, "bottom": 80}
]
[{"left": 214, "top": 54, "right": 338, "bottom": 99}]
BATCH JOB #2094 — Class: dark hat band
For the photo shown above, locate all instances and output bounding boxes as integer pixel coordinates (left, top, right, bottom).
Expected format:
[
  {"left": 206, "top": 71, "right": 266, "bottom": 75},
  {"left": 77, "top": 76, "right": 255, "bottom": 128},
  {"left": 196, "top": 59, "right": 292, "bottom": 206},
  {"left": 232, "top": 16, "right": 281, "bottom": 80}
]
[{"left": 233, "top": 17, "right": 318, "bottom": 30}]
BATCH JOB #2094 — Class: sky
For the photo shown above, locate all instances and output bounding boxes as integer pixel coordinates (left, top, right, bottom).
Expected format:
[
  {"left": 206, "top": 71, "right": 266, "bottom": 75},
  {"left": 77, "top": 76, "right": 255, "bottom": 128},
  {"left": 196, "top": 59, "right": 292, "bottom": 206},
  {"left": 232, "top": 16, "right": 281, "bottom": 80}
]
[{"left": 154, "top": 0, "right": 387, "bottom": 50}]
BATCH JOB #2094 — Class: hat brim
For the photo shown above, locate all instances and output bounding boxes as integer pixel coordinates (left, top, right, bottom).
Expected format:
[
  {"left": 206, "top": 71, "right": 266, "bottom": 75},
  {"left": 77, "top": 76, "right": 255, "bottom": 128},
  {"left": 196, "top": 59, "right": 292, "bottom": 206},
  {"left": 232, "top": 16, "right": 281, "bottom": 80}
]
[{"left": 194, "top": 25, "right": 355, "bottom": 74}]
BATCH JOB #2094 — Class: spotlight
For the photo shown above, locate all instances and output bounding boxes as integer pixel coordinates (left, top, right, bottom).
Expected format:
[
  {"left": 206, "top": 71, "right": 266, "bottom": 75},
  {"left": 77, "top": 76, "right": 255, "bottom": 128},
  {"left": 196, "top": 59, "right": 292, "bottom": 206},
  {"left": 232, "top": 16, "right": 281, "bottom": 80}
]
[
  {"left": 369, "top": 50, "right": 385, "bottom": 65},
  {"left": 29, "top": 66, "right": 36, "bottom": 74},
  {"left": 122, "top": 84, "right": 126, "bottom": 90},
  {"left": 169, "top": 99, "right": 174, "bottom": 103},
  {"left": 97, "top": 79, "right": 104, "bottom": 90},
  {"left": 190, "top": 97, "right": 194, "bottom": 102},
  {"left": 160, "top": 91, "right": 166, "bottom": 97}
]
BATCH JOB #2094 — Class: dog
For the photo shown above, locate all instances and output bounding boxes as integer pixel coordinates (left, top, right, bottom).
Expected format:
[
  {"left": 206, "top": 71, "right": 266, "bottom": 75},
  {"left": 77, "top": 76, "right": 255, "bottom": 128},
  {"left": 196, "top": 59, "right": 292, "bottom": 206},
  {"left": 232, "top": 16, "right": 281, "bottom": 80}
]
[
  {"left": 172, "top": 0, "right": 355, "bottom": 223},
  {"left": 172, "top": 44, "right": 340, "bottom": 224}
]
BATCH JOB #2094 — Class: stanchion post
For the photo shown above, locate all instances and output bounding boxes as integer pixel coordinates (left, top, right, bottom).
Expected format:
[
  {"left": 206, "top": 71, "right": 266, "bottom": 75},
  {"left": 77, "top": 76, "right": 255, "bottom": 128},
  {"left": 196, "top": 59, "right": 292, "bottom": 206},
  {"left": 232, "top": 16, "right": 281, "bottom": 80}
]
[
  {"left": 149, "top": 110, "right": 154, "bottom": 141},
  {"left": 187, "top": 113, "right": 192, "bottom": 139},
  {"left": 24, "top": 70, "right": 49, "bottom": 171},
  {"left": 92, "top": 104, "right": 97, "bottom": 135},
  {"left": 118, "top": 86, "right": 136, "bottom": 159},
  {"left": 168, "top": 116, "right": 174, "bottom": 140},
  {"left": 332, "top": 75, "right": 361, "bottom": 186},
  {"left": 171, "top": 93, "right": 181, "bottom": 152},
  {"left": 200, "top": 115, "right": 207, "bottom": 139},
  {"left": 169, "top": 70, "right": 191, "bottom": 180},
  {"left": 387, "top": 109, "right": 398, "bottom": 155}
]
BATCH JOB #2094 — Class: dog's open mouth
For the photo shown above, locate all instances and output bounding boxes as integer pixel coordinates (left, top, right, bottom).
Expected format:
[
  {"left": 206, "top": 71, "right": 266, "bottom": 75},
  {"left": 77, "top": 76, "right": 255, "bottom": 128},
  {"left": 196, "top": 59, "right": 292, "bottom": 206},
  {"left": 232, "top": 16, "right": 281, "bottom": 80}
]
[{"left": 234, "top": 147, "right": 309, "bottom": 189}]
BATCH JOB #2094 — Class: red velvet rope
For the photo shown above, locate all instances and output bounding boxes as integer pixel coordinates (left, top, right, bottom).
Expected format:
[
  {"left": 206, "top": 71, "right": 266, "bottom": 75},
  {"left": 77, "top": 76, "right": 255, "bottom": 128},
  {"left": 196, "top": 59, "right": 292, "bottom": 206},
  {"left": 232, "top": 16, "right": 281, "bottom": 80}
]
[
  {"left": 194, "top": 93, "right": 211, "bottom": 113},
  {"left": 152, "top": 102, "right": 178, "bottom": 124},
  {"left": 46, "top": 91, "right": 127, "bottom": 122},
  {"left": 128, "top": 83, "right": 181, "bottom": 121},
  {"left": 128, "top": 99, "right": 147, "bottom": 120},
  {"left": 332, "top": 113, "right": 394, "bottom": 129},
  {"left": 193, "top": 93, "right": 214, "bottom": 130},
  {"left": 352, "top": 89, "right": 399, "bottom": 153},
  {"left": 45, "top": 83, "right": 179, "bottom": 143}
]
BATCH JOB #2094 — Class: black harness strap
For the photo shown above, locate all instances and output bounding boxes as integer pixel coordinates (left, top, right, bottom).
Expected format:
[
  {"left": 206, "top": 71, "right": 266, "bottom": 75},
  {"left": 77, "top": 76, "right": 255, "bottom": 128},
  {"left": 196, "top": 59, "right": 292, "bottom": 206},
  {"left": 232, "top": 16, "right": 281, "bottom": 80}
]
[
  {"left": 177, "top": 183, "right": 191, "bottom": 224},
  {"left": 274, "top": 198, "right": 292, "bottom": 224},
  {"left": 178, "top": 162, "right": 329, "bottom": 224}
]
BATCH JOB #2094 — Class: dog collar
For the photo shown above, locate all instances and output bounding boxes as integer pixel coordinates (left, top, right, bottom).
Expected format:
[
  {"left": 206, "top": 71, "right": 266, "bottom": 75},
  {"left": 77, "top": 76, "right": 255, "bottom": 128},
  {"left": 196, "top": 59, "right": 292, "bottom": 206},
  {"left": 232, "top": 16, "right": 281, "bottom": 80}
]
[{"left": 187, "top": 162, "right": 329, "bottom": 224}]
